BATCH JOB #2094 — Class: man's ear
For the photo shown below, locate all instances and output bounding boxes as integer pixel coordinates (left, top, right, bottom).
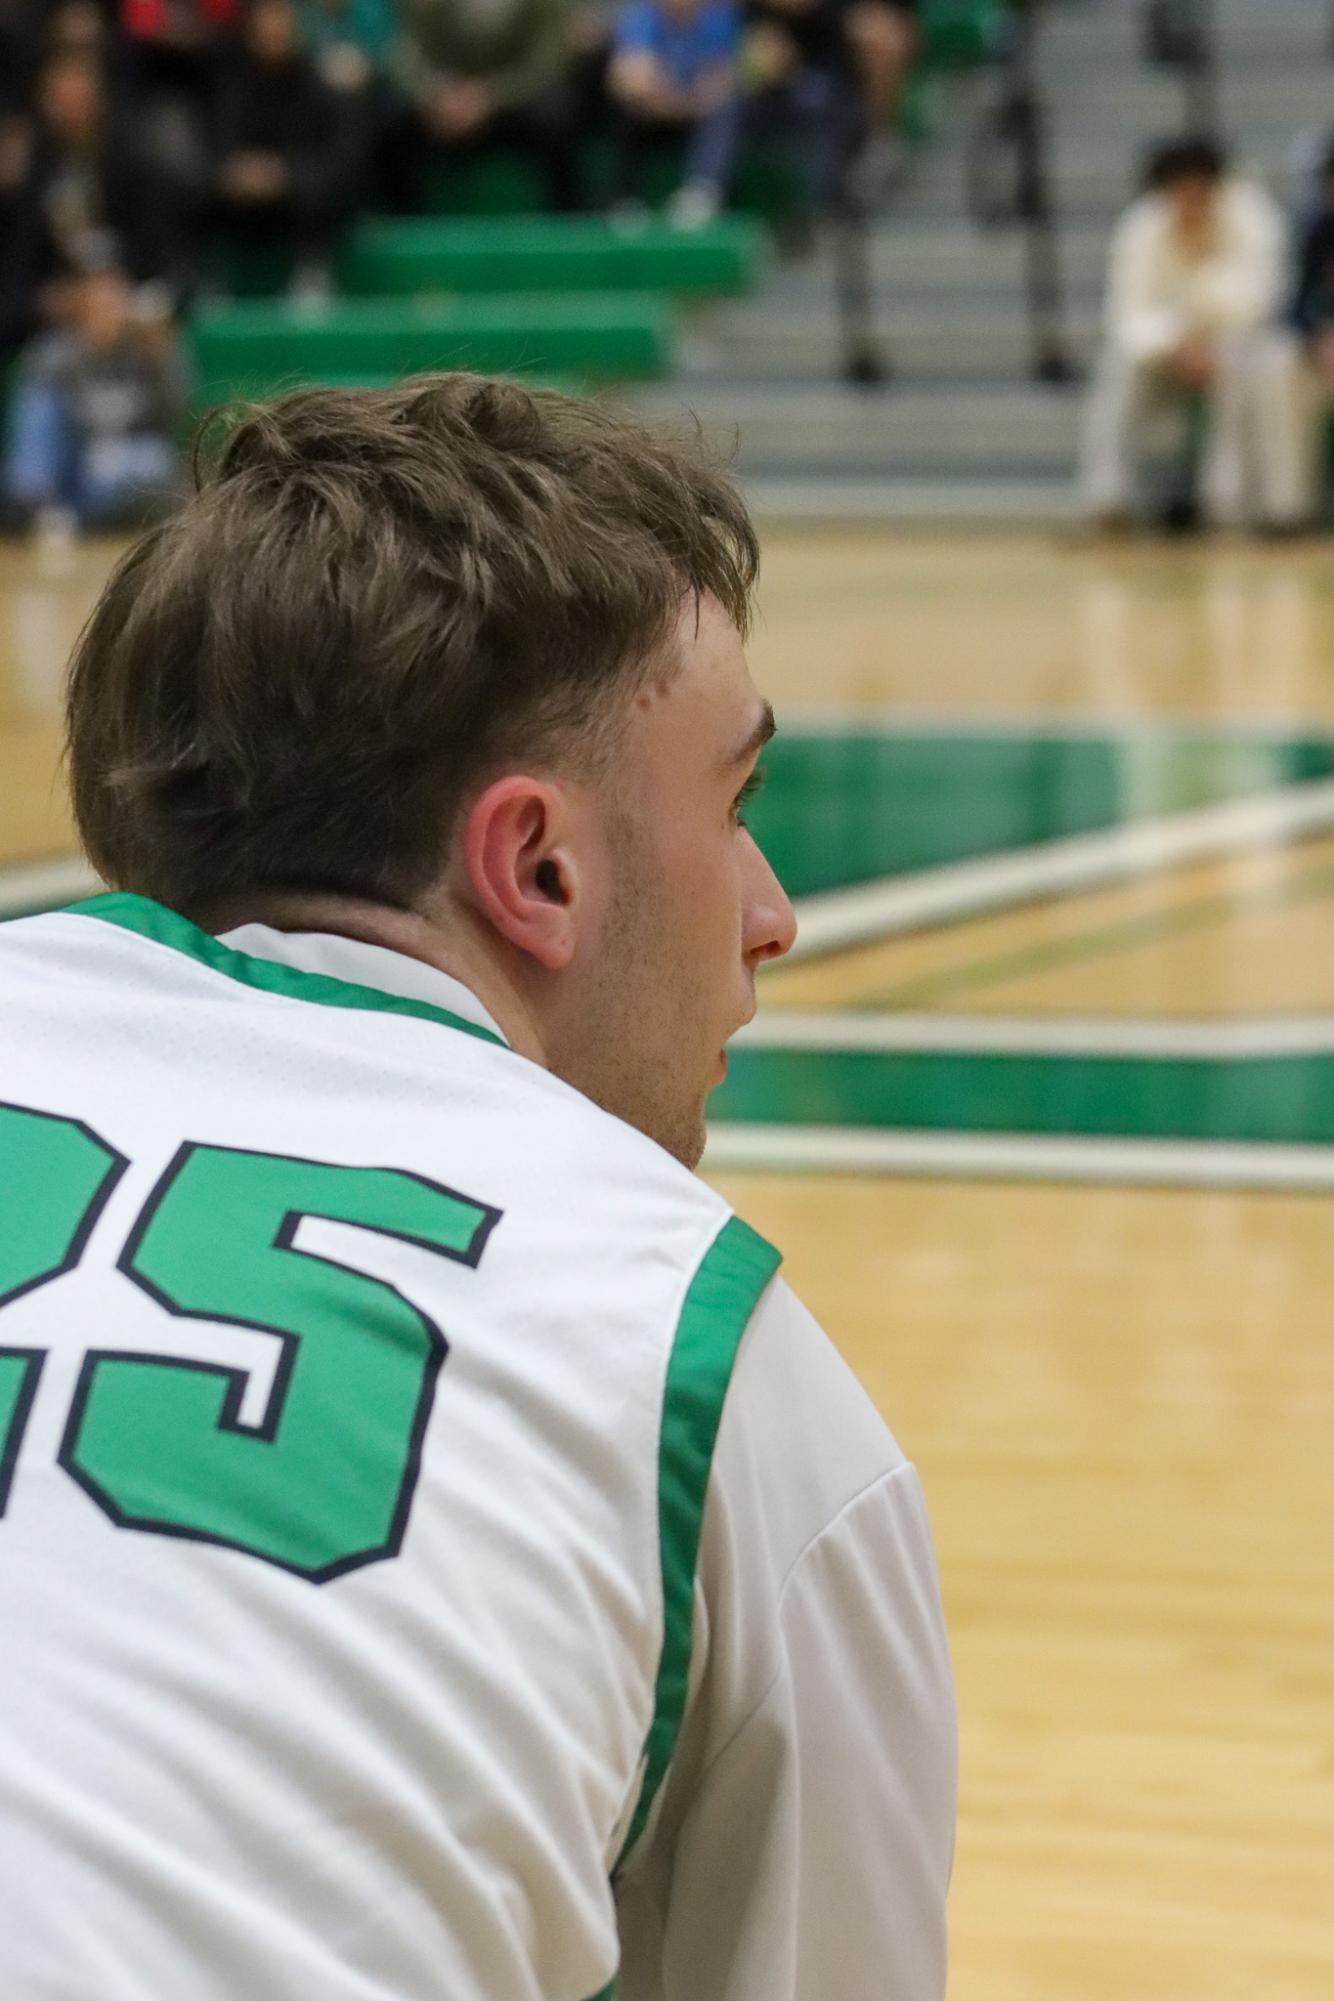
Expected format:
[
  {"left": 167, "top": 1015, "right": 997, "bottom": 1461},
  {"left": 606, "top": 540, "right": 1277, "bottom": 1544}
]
[{"left": 461, "top": 775, "right": 578, "bottom": 971}]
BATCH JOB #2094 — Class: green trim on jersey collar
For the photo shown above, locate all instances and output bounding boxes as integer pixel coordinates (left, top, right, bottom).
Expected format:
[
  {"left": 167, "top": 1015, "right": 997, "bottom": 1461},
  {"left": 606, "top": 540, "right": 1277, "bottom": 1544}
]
[
  {"left": 614, "top": 1214, "right": 782, "bottom": 1877},
  {"left": 64, "top": 893, "right": 507, "bottom": 1049}
]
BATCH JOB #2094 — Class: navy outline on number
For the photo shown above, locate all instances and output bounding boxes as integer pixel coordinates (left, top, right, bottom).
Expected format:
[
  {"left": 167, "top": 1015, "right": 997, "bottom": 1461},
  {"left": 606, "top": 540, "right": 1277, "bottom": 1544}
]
[
  {"left": 57, "top": 1139, "right": 503, "bottom": 1584},
  {"left": 0, "top": 1351, "right": 46, "bottom": 1517},
  {"left": 0, "top": 1100, "right": 129, "bottom": 1512}
]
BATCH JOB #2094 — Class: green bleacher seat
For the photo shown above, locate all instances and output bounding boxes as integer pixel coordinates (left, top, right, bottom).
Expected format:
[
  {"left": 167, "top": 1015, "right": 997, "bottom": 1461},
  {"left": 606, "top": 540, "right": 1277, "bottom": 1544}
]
[
  {"left": 423, "top": 154, "right": 547, "bottom": 217},
  {"left": 340, "top": 216, "right": 766, "bottom": 302},
  {"left": 188, "top": 296, "right": 673, "bottom": 407},
  {"left": 211, "top": 240, "right": 300, "bottom": 301},
  {"left": 421, "top": 142, "right": 803, "bottom": 228},
  {"left": 900, "top": 68, "right": 940, "bottom": 145},
  {"left": 920, "top": 0, "right": 1004, "bottom": 69}
]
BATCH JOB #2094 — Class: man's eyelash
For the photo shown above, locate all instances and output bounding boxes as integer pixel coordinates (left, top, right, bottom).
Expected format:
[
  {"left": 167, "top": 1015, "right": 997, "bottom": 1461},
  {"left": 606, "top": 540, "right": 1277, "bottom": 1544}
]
[{"left": 735, "top": 771, "right": 765, "bottom": 822}]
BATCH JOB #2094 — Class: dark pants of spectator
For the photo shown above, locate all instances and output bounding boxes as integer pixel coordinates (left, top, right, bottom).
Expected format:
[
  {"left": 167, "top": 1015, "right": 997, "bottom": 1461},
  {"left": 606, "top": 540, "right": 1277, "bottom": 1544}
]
[
  {"left": 210, "top": 184, "right": 352, "bottom": 275},
  {"left": 121, "top": 38, "right": 220, "bottom": 200},
  {"left": 5, "top": 384, "right": 176, "bottom": 527},
  {"left": 745, "top": 66, "right": 867, "bottom": 215},
  {"left": 610, "top": 98, "right": 742, "bottom": 204},
  {"left": 382, "top": 92, "right": 586, "bottom": 215}
]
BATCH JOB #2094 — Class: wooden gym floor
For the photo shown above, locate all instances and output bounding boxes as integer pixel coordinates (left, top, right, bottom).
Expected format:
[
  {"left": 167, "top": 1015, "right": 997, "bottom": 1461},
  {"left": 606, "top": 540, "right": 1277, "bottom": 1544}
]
[{"left": 1, "top": 528, "right": 1331, "bottom": 1997}]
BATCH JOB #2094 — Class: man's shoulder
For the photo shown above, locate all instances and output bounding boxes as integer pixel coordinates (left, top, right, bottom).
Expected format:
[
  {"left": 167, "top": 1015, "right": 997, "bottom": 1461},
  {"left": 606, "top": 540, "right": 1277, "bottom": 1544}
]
[{"left": 1, "top": 903, "right": 765, "bottom": 1282}]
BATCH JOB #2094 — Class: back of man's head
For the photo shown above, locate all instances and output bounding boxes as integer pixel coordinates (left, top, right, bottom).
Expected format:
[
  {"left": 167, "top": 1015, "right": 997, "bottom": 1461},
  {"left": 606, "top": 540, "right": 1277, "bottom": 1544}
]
[{"left": 65, "top": 373, "right": 758, "bottom": 922}]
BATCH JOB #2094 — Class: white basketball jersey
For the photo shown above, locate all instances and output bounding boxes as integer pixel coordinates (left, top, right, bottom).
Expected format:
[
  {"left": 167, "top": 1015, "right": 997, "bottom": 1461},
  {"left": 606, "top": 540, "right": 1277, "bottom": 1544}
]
[
  {"left": 0, "top": 895, "right": 957, "bottom": 2001},
  {"left": 0, "top": 894, "right": 785, "bottom": 2001}
]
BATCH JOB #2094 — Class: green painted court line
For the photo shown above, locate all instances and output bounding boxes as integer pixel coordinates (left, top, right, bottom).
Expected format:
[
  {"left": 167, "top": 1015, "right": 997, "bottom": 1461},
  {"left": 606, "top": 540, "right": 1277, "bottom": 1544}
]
[
  {"left": 747, "top": 731, "right": 1334, "bottom": 901},
  {"left": 710, "top": 1043, "right": 1334, "bottom": 1148},
  {"left": 8, "top": 730, "right": 1334, "bottom": 923},
  {"left": 781, "top": 778, "right": 1334, "bottom": 965},
  {"left": 858, "top": 857, "right": 1334, "bottom": 1012}
]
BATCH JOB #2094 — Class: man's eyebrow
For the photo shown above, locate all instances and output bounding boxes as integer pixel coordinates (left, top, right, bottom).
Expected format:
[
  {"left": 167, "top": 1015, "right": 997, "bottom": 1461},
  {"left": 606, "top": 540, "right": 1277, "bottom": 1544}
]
[{"left": 722, "top": 702, "right": 777, "bottom": 772}]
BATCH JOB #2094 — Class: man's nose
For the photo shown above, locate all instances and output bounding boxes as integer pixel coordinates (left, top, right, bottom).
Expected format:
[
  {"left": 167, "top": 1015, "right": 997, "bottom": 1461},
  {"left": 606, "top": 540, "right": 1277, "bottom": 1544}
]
[{"left": 744, "top": 836, "right": 797, "bottom": 966}]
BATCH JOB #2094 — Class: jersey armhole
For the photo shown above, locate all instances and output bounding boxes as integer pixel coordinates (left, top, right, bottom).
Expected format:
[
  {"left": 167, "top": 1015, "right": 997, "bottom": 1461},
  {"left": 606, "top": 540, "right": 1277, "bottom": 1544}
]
[{"left": 612, "top": 1213, "right": 782, "bottom": 1880}]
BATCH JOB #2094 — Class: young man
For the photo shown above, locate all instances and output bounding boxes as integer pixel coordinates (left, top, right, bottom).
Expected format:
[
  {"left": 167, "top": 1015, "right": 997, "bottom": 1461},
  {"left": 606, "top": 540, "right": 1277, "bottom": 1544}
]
[
  {"left": 209, "top": 0, "right": 367, "bottom": 299},
  {"left": 0, "top": 48, "right": 187, "bottom": 356},
  {"left": 1079, "top": 137, "right": 1291, "bottom": 531},
  {"left": 741, "top": 0, "right": 909, "bottom": 231},
  {"left": 1252, "top": 138, "right": 1334, "bottom": 528},
  {"left": 0, "top": 374, "right": 955, "bottom": 2000},
  {"left": 4, "top": 248, "right": 184, "bottom": 538},
  {"left": 608, "top": 0, "right": 742, "bottom": 228},
  {"left": 388, "top": 0, "right": 584, "bottom": 214}
]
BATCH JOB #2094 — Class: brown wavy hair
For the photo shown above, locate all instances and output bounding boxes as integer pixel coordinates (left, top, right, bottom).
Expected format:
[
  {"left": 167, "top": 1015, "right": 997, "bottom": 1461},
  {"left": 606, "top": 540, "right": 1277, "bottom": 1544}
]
[{"left": 66, "top": 373, "right": 758, "bottom": 918}]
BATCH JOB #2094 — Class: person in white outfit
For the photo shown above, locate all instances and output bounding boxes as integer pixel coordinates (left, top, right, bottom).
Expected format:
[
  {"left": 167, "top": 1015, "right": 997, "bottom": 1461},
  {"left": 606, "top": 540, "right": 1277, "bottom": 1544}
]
[{"left": 1080, "top": 137, "right": 1292, "bottom": 530}]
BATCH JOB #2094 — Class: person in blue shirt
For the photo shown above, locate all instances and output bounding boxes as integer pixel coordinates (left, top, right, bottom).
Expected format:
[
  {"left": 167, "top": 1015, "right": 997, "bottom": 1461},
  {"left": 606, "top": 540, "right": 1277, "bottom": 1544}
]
[
  {"left": 609, "top": 0, "right": 741, "bottom": 226},
  {"left": 3, "top": 246, "right": 185, "bottom": 542}
]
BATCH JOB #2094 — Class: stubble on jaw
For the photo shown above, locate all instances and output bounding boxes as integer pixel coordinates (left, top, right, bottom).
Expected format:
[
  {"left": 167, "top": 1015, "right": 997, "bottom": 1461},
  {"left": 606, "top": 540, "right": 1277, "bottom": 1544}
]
[{"left": 548, "top": 804, "right": 714, "bottom": 1171}]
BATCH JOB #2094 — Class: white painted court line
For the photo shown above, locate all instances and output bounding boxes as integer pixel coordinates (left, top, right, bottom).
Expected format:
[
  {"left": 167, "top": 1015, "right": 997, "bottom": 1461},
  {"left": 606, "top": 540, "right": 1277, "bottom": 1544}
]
[
  {"left": 0, "top": 855, "right": 99, "bottom": 920},
  {"left": 782, "top": 778, "right": 1334, "bottom": 962},
  {"left": 737, "top": 1011, "right": 1334, "bottom": 1058},
  {"left": 703, "top": 1123, "right": 1334, "bottom": 1191}
]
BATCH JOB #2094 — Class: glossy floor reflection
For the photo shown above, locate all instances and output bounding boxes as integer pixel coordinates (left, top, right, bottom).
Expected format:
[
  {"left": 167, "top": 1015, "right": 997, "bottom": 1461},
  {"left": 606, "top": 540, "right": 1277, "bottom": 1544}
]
[{"left": 705, "top": 1171, "right": 1334, "bottom": 2001}]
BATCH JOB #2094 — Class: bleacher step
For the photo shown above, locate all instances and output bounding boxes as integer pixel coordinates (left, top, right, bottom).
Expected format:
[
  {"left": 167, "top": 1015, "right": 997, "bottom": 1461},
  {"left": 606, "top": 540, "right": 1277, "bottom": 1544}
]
[
  {"left": 621, "top": 381, "right": 1081, "bottom": 475},
  {"left": 340, "top": 217, "right": 767, "bottom": 301},
  {"left": 679, "top": 307, "right": 1100, "bottom": 382},
  {"left": 189, "top": 296, "right": 674, "bottom": 404}
]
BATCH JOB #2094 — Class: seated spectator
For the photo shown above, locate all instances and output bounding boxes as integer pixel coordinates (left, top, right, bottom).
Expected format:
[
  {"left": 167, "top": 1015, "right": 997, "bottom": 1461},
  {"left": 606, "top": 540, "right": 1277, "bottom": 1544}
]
[
  {"left": 293, "top": 0, "right": 395, "bottom": 92},
  {"left": 3, "top": 243, "right": 185, "bottom": 540},
  {"left": 0, "top": 1, "right": 38, "bottom": 263},
  {"left": 210, "top": 0, "right": 367, "bottom": 298},
  {"left": 388, "top": 0, "right": 584, "bottom": 214},
  {"left": 0, "top": 50, "right": 189, "bottom": 357},
  {"left": 0, "top": 0, "right": 37, "bottom": 106},
  {"left": 45, "top": 2, "right": 113, "bottom": 60},
  {"left": 1254, "top": 140, "right": 1334, "bottom": 527},
  {"left": 739, "top": 0, "right": 916, "bottom": 237},
  {"left": 1080, "top": 138, "right": 1293, "bottom": 531},
  {"left": 841, "top": 0, "right": 917, "bottom": 199},
  {"left": 741, "top": 0, "right": 864, "bottom": 230},
  {"left": 608, "top": 0, "right": 741, "bottom": 227},
  {"left": 120, "top": 0, "right": 240, "bottom": 194},
  {"left": 291, "top": 0, "right": 397, "bottom": 197}
]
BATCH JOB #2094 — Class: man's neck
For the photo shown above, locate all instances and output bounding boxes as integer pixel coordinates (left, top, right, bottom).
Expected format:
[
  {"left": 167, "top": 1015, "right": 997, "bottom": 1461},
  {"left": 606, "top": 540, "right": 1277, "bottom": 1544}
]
[{"left": 208, "top": 893, "right": 549, "bottom": 1068}]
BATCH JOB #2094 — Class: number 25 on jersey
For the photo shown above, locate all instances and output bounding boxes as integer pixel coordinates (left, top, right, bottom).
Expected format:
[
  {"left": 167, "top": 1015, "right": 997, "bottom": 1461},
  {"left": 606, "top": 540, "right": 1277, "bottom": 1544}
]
[{"left": 0, "top": 1100, "right": 500, "bottom": 1581}]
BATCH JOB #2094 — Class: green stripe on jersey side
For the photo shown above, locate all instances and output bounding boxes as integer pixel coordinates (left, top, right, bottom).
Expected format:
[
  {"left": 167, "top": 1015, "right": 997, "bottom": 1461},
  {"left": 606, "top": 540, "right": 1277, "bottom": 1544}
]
[
  {"left": 615, "top": 1214, "right": 782, "bottom": 1875},
  {"left": 63, "top": 894, "right": 506, "bottom": 1047}
]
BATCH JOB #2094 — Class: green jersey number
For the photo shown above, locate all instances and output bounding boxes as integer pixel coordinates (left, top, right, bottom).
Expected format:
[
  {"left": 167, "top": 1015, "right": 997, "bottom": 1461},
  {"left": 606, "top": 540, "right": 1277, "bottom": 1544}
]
[{"left": 0, "top": 1100, "right": 500, "bottom": 1581}]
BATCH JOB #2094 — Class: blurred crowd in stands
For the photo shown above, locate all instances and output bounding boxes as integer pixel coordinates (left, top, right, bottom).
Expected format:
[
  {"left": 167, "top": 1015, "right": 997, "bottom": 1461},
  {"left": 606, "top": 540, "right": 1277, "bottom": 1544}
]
[
  {"left": 12, "top": 2, "right": 1334, "bottom": 547},
  {"left": 0, "top": 0, "right": 920, "bottom": 538}
]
